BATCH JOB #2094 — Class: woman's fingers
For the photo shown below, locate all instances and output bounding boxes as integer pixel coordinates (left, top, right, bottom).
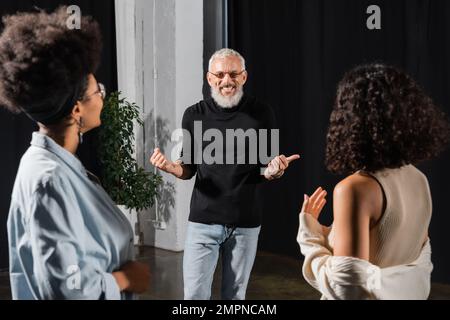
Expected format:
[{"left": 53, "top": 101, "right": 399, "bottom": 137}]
[
  {"left": 301, "top": 194, "right": 309, "bottom": 212},
  {"left": 317, "top": 198, "right": 327, "bottom": 213},
  {"left": 309, "top": 187, "right": 323, "bottom": 203},
  {"left": 313, "top": 190, "right": 327, "bottom": 209},
  {"left": 301, "top": 187, "right": 327, "bottom": 218}
]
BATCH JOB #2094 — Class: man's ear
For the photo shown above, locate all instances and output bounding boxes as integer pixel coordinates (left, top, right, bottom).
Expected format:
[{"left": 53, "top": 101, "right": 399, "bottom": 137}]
[
  {"left": 206, "top": 72, "right": 215, "bottom": 87},
  {"left": 241, "top": 71, "right": 248, "bottom": 85}
]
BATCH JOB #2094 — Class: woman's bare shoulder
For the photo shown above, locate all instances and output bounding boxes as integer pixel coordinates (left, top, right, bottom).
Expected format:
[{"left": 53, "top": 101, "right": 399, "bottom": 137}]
[
  {"left": 334, "top": 172, "right": 379, "bottom": 195},
  {"left": 333, "top": 172, "right": 383, "bottom": 220}
]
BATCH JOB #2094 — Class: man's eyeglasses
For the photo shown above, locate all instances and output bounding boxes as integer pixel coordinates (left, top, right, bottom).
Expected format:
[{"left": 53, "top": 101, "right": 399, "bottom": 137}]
[
  {"left": 83, "top": 82, "right": 106, "bottom": 101},
  {"left": 208, "top": 70, "right": 246, "bottom": 79}
]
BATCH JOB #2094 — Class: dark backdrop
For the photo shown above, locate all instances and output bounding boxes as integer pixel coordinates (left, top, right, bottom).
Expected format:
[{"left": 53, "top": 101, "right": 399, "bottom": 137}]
[
  {"left": 0, "top": 0, "right": 117, "bottom": 269},
  {"left": 228, "top": 0, "right": 450, "bottom": 284}
]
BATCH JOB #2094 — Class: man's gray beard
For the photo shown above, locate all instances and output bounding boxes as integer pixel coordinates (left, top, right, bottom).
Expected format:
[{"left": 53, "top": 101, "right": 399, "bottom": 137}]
[{"left": 210, "top": 86, "right": 244, "bottom": 109}]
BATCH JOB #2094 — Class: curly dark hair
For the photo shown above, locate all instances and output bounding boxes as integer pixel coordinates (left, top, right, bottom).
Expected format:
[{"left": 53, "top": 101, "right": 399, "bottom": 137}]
[
  {"left": 325, "top": 63, "right": 450, "bottom": 174},
  {"left": 0, "top": 6, "right": 102, "bottom": 124}
]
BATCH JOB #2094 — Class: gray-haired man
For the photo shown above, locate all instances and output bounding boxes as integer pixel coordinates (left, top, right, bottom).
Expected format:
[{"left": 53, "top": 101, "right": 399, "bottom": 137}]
[{"left": 150, "top": 49, "right": 299, "bottom": 299}]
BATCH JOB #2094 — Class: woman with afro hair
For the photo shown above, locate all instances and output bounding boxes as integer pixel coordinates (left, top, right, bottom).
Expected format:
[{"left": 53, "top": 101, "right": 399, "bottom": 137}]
[
  {"left": 2, "top": 7, "right": 149, "bottom": 299},
  {"left": 297, "top": 63, "right": 450, "bottom": 299}
]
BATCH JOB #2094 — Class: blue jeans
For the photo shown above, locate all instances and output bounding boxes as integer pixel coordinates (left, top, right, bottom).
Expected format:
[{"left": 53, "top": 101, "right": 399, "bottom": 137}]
[{"left": 183, "top": 222, "right": 261, "bottom": 300}]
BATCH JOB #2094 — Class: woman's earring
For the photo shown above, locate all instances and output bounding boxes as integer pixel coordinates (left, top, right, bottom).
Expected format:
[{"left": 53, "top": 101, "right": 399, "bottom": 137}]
[{"left": 78, "top": 117, "right": 84, "bottom": 145}]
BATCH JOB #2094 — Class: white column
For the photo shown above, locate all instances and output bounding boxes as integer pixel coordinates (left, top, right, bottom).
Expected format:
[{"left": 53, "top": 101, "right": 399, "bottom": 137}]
[
  {"left": 114, "top": 0, "right": 140, "bottom": 245},
  {"left": 115, "top": 0, "right": 203, "bottom": 251},
  {"left": 174, "top": 0, "right": 204, "bottom": 251}
]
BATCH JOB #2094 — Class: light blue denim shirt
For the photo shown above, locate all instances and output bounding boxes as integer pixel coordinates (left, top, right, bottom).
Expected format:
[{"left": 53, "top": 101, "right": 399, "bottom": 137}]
[{"left": 7, "top": 132, "right": 135, "bottom": 300}]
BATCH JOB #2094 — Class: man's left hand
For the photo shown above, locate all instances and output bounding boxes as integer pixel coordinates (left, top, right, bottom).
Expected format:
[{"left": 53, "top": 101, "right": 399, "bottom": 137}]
[{"left": 264, "top": 154, "right": 300, "bottom": 180}]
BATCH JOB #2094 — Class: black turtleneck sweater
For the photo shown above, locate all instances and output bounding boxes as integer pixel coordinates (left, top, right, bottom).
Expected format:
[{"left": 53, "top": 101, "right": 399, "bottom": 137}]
[{"left": 180, "top": 95, "right": 277, "bottom": 227}]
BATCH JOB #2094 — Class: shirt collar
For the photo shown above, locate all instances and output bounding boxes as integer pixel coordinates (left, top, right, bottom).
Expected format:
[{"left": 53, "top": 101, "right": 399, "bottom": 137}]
[{"left": 30, "top": 132, "right": 87, "bottom": 175}]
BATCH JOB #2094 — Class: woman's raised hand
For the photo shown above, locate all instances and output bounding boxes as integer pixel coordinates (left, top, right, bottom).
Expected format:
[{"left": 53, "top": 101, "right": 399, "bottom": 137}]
[{"left": 301, "top": 187, "right": 327, "bottom": 220}]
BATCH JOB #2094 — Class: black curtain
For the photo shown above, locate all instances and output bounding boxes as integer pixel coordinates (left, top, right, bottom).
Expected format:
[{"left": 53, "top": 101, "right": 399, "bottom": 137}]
[
  {"left": 228, "top": 0, "right": 450, "bottom": 284},
  {"left": 0, "top": 0, "right": 117, "bottom": 269}
]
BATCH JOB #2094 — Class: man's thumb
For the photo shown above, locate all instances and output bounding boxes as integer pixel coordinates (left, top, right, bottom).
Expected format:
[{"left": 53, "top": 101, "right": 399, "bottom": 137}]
[{"left": 287, "top": 154, "right": 300, "bottom": 163}]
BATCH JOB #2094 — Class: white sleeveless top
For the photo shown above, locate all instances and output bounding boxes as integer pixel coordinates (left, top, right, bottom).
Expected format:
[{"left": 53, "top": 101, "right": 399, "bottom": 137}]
[{"left": 329, "top": 164, "right": 432, "bottom": 268}]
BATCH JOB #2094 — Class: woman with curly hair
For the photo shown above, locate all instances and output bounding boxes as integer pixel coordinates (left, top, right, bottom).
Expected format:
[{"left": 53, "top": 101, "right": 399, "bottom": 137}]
[
  {"left": 2, "top": 7, "right": 149, "bottom": 299},
  {"left": 297, "top": 63, "right": 450, "bottom": 299}
]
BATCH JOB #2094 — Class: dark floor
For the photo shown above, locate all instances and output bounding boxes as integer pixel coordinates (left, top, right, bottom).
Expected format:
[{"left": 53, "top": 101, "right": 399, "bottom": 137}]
[
  {"left": 1, "top": 247, "right": 450, "bottom": 300},
  {"left": 137, "top": 247, "right": 321, "bottom": 300}
]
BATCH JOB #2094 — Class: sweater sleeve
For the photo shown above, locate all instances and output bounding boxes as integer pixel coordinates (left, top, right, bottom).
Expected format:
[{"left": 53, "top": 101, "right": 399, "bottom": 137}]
[
  {"left": 28, "top": 177, "right": 121, "bottom": 300},
  {"left": 297, "top": 212, "right": 433, "bottom": 300},
  {"left": 297, "top": 212, "right": 377, "bottom": 300},
  {"left": 178, "top": 107, "right": 197, "bottom": 179}
]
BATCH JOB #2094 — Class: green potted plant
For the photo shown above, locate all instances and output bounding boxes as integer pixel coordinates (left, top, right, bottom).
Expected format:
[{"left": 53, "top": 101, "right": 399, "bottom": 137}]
[{"left": 98, "top": 91, "right": 162, "bottom": 244}]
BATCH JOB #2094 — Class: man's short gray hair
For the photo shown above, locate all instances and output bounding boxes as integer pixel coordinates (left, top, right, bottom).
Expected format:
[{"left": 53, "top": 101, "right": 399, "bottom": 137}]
[{"left": 208, "top": 48, "right": 246, "bottom": 71}]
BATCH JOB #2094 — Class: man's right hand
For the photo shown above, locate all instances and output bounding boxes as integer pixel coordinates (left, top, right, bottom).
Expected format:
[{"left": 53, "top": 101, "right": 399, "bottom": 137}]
[
  {"left": 150, "top": 148, "right": 187, "bottom": 179},
  {"left": 150, "top": 148, "right": 175, "bottom": 174}
]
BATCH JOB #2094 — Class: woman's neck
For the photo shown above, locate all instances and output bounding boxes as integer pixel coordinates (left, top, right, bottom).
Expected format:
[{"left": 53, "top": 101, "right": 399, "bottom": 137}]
[{"left": 39, "top": 124, "right": 79, "bottom": 154}]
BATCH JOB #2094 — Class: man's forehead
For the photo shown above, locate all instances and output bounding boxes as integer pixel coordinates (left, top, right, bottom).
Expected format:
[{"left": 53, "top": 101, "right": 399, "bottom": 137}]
[{"left": 210, "top": 56, "right": 242, "bottom": 70}]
